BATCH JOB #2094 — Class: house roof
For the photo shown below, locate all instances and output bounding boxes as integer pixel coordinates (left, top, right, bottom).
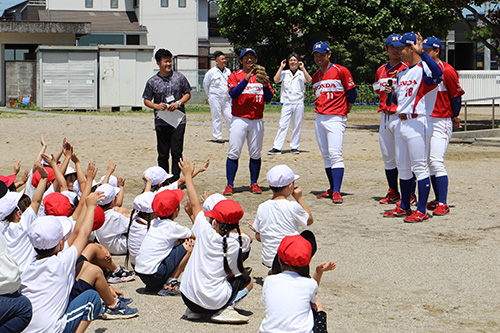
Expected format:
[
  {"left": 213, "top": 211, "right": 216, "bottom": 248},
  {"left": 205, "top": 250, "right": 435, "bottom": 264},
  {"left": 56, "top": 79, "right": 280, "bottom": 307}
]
[{"left": 37, "top": 10, "right": 147, "bottom": 33}]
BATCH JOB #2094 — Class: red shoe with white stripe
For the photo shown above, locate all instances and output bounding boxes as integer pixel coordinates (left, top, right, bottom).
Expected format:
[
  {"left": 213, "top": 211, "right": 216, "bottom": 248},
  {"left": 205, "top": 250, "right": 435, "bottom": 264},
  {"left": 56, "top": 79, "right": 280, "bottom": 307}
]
[{"left": 404, "top": 210, "right": 429, "bottom": 223}]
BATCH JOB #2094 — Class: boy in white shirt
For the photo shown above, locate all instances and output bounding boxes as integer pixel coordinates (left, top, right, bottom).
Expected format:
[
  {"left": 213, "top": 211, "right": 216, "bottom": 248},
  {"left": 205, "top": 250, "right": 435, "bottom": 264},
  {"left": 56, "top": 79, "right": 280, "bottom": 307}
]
[
  {"left": 20, "top": 193, "right": 103, "bottom": 333},
  {"left": 249, "top": 165, "right": 313, "bottom": 268},
  {"left": 135, "top": 189, "right": 194, "bottom": 295}
]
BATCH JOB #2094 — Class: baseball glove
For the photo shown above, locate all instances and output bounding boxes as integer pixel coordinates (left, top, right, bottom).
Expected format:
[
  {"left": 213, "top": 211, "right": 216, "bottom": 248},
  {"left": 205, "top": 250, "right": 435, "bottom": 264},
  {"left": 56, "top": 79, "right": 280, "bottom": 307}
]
[{"left": 253, "top": 64, "right": 268, "bottom": 84}]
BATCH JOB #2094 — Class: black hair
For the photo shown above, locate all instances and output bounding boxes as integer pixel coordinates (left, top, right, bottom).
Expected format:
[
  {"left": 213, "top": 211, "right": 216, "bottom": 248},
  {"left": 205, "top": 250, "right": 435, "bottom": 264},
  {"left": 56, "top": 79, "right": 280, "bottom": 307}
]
[
  {"left": 7, "top": 183, "right": 16, "bottom": 192},
  {"left": 98, "top": 201, "right": 113, "bottom": 210},
  {"left": 218, "top": 221, "right": 245, "bottom": 279},
  {"left": 269, "top": 185, "right": 289, "bottom": 193},
  {"left": 155, "top": 48, "right": 173, "bottom": 63},
  {"left": 213, "top": 51, "right": 225, "bottom": 60},
  {"left": 34, "top": 245, "right": 57, "bottom": 257},
  {"left": 287, "top": 52, "right": 300, "bottom": 63},
  {"left": 6, "top": 194, "right": 31, "bottom": 222},
  {"left": 278, "top": 257, "right": 310, "bottom": 278}
]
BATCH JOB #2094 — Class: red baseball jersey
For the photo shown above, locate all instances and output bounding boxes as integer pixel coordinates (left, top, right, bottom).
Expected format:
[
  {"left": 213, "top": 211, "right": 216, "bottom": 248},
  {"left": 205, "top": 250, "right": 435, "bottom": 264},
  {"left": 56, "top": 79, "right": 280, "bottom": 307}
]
[
  {"left": 228, "top": 70, "right": 273, "bottom": 120},
  {"left": 373, "top": 61, "right": 409, "bottom": 113},
  {"left": 431, "top": 61, "right": 465, "bottom": 118},
  {"left": 312, "top": 64, "right": 356, "bottom": 116}
]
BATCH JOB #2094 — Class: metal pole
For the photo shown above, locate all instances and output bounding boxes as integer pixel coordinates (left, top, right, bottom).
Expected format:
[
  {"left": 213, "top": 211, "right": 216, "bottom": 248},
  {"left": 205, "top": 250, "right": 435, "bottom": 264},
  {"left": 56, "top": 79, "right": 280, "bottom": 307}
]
[
  {"left": 464, "top": 102, "right": 468, "bottom": 131},
  {"left": 493, "top": 98, "right": 496, "bottom": 129}
]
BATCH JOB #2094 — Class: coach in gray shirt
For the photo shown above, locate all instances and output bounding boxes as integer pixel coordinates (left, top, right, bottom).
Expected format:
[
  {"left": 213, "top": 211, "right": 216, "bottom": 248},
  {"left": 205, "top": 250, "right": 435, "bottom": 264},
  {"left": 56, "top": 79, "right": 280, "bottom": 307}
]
[{"left": 143, "top": 49, "right": 192, "bottom": 181}]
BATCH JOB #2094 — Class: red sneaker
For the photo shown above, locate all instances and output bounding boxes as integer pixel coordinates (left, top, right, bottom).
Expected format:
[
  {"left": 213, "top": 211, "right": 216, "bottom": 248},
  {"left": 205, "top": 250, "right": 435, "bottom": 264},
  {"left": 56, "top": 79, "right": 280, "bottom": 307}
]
[
  {"left": 316, "top": 189, "right": 333, "bottom": 199},
  {"left": 432, "top": 203, "right": 449, "bottom": 216},
  {"left": 426, "top": 200, "right": 439, "bottom": 211},
  {"left": 383, "top": 206, "right": 412, "bottom": 218},
  {"left": 332, "top": 191, "right": 343, "bottom": 204},
  {"left": 250, "top": 183, "right": 262, "bottom": 194},
  {"left": 379, "top": 189, "right": 400, "bottom": 204},
  {"left": 404, "top": 210, "right": 429, "bottom": 223},
  {"left": 223, "top": 185, "right": 233, "bottom": 196},
  {"left": 396, "top": 194, "right": 417, "bottom": 207}
]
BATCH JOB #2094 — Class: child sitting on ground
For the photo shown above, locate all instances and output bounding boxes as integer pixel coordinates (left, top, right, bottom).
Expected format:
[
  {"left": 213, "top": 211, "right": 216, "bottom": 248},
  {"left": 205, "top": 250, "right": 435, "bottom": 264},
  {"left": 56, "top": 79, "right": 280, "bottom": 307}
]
[
  {"left": 134, "top": 189, "right": 194, "bottom": 296},
  {"left": 259, "top": 234, "right": 336, "bottom": 333},
  {"left": 248, "top": 164, "right": 313, "bottom": 268}
]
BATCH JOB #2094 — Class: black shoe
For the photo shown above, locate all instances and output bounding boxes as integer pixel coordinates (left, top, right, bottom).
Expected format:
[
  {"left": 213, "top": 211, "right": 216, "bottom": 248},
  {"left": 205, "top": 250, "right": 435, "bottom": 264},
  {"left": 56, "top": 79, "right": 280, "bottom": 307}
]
[
  {"left": 291, "top": 149, "right": 300, "bottom": 154},
  {"left": 267, "top": 148, "right": 281, "bottom": 155},
  {"left": 214, "top": 139, "right": 225, "bottom": 143}
]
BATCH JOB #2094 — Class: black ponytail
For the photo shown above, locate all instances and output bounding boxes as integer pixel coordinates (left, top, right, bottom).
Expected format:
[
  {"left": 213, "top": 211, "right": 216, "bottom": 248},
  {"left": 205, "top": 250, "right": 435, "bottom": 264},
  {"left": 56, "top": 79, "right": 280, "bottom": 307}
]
[
  {"left": 218, "top": 221, "right": 245, "bottom": 279},
  {"left": 124, "top": 208, "right": 137, "bottom": 269}
]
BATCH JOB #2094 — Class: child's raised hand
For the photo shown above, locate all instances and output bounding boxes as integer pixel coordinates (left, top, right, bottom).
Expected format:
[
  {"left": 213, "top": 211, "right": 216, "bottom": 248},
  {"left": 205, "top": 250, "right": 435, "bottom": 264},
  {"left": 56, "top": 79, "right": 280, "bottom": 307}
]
[
  {"left": 40, "top": 135, "right": 47, "bottom": 148},
  {"left": 247, "top": 221, "right": 257, "bottom": 233},
  {"left": 86, "top": 191, "right": 104, "bottom": 207},
  {"left": 70, "top": 153, "right": 80, "bottom": 164},
  {"left": 291, "top": 186, "right": 303, "bottom": 200},
  {"left": 20, "top": 169, "right": 29, "bottom": 183},
  {"left": 14, "top": 160, "right": 21, "bottom": 175},
  {"left": 201, "top": 190, "right": 211, "bottom": 203},
  {"left": 85, "top": 162, "right": 97, "bottom": 180},
  {"left": 198, "top": 159, "right": 210, "bottom": 173},
  {"left": 142, "top": 173, "right": 151, "bottom": 184},
  {"left": 63, "top": 141, "right": 73, "bottom": 157},
  {"left": 117, "top": 175, "right": 126, "bottom": 187},
  {"left": 316, "top": 261, "right": 336, "bottom": 274},
  {"left": 107, "top": 159, "right": 116, "bottom": 174},
  {"left": 179, "top": 156, "right": 194, "bottom": 177},
  {"left": 184, "top": 197, "right": 193, "bottom": 216},
  {"left": 34, "top": 160, "right": 48, "bottom": 178},
  {"left": 41, "top": 153, "right": 56, "bottom": 167}
]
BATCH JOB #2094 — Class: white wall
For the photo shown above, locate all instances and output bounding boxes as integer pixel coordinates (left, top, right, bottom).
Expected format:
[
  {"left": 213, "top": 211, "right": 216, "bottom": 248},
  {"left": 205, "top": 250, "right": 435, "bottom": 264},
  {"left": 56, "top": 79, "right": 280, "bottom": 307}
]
[{"left": 47, "top": 0, "right": 131, "bottom": 11}]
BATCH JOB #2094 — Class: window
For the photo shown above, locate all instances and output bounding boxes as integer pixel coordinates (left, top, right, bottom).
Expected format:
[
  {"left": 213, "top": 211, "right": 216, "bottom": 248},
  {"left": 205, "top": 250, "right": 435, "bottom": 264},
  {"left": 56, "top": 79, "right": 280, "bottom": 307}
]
[
  {"left": 126, "top": 35, "right": 140, "bottom": 45},
  {"left": 178, "top": 0, "right": 186, "bottom": 7},
  {"left": 133, "top": 0, "right": 139, "bottom": 7},
  {"left": 111, "top": 0, "right": 118, "bottom": 8},
  {"left": 85, "top": 0, "right": 93, "bottom": 8},
  {"left": 161, "top": 0, "right": 168, "bottom": 7}
]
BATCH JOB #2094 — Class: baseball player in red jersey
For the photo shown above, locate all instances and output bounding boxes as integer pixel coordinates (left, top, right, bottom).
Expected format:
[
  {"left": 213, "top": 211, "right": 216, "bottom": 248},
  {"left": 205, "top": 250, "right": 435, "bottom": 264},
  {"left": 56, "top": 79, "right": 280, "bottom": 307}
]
[
  {"left": 312, "top": 41, "right": 357, "bottom": 203},
  {"left": 383, "top": 32, "right": 443, "bottom": 223},
  {"left": 423, "top": 36, "right": 465, "bottom": 216},
  {"left": 223, "top": 48, "right": 274, "bottom": 196},
  {"left": 373, "top": 34, "right": 409, "bottom": 204}
]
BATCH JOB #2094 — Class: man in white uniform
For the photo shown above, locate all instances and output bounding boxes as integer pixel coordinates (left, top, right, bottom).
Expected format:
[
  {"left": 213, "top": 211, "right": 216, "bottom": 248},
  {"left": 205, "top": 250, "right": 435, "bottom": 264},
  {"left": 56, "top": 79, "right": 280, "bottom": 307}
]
[{"left": 203, "top": 51, "right": 232, "bottom": 143}]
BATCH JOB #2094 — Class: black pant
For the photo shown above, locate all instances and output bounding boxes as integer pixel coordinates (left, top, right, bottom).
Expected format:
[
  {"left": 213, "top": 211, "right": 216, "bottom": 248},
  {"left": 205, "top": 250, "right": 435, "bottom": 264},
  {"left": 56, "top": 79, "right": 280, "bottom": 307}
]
[{"left": 156, "top": 123, "right": 185, "bottom": 181}]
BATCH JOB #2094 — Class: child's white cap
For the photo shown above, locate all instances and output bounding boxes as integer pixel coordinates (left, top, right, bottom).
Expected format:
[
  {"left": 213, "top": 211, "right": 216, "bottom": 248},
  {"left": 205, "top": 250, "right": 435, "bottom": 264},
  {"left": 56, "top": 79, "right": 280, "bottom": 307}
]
[
  {"left": 267, "top": 165, "right": 300, "bottom": 187},
  {"left": 99, "top": 175, "right": 118, "bottom": 188},
  {"left": 61, "top": 190, "right": 78, "bottom": 205},
  {"left": 96, "top": 183, "right": 120, "bottom": 206},
  {"left": 203, "top": 193, "right": 227, "bottom": 212},
  {"left": 133, "top": 192, "right": 155, "bottom": 213},
  {"left": 143, "top": 166, "right": 173, "bottom": 186},
  {"left": 64, "top": 166, "right": 76, "bottom": 176},
  {"left": 27, "top": 215, "right": 73, "bottom": 250},
  {"left": 0, "top": 191, "right": 23, "bottom": 221}
]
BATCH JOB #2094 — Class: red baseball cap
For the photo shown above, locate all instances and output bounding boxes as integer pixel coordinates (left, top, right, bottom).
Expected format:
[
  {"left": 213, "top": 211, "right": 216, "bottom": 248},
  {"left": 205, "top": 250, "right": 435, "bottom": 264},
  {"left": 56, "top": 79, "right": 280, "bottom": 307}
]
[
  {"left": 152, "top": 189, "right": 184, "bottom": 217},
  {"left": 204, "top": 200, "right": 243, "bottom": 224},
  {"left": 278, "top": 235, "right": 312, "bottom": 267},
  {"left": 43, "top": 192, "right": 72, "bottom": 217},
  {"left": 0, "top": 174, "right": 16, "bottom": 188},
  {"left": 92, "top": 205, "right": 105, "bottom": 231},
  {"left": 31, "top": 167, "right": 56, "bottom": 187}
]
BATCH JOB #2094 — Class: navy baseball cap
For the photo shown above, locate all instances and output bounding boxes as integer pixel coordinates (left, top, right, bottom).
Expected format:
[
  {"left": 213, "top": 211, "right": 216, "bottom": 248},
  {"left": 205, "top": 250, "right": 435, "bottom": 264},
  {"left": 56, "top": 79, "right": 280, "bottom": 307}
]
[
  {"left": 240, "top": 48, "right": 257, "bottom": 58},
  {"left": 400, "top": 32, "right": 417, "bottom": 46},
  {"left": 423, "top": 36, "right": 442, "bottom": 49},
  {"left": 312, "top": 41, "right": 330, "bottom": 54},
  {"left": 386, "top": 33, "right": 403, "bottom": 47}
]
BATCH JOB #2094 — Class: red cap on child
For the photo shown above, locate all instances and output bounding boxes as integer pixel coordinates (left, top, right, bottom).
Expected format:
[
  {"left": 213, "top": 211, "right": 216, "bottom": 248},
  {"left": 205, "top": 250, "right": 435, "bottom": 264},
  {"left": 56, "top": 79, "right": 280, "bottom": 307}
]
[
  {"left": 278, "top": 235, "right": 312, "bottom": 267},
  {"left": 152, "top": 189, "right": 184, "bottom": 217},
  {"left": 0, "top": 175, "right": 16, "bottom": 188},
  {"left": 43, "top": 192, "right": 72, "bottom": 217},
  {"left": 92, "top": 205, "right": 105, "bottom": 231},
  {"left": 31, "top": 167, "right": 55, "bottom": 187},
  {"left": 204, "top": 200, "right": 243, "bottom": 224}
]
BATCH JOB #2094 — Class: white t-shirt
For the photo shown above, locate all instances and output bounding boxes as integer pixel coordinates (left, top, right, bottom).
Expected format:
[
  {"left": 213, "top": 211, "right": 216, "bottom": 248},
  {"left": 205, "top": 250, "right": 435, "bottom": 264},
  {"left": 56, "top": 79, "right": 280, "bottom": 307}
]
[
  {"left": 20, "top": 245, "right": 78, "bottom": 333},
  {"left": 127, "top": 215, "right": 148, "bottom": 267},
  {"left": 1, "top": 206, "right": 37, "bottom": 273},
  {"left": 180, "top": 211, "right": 242, "bottom": 310},
  {"left": 279, "top": 69, "right": 307, "bottom": 104},
  {"left": 228, "top": 231, "right": 251, "bottom": 254},
  {"left": 154, "top": 181, "right": 179, "bottom": 193},
  {"left": 203, "top": 66, "right": 232, "bottom": 99},
  {"left": 134, "top": 218, "right": 192, "bottom": 275},
  {"left": 260, "top": 271, "right": 318, "bottom": 333},
  {"left": 253, "top": 199, "right": 309, "bottom": 266},
  {"left": 0, "top": 231, "right": 21, "bottom": 295},
  {"left": 94, "top": 209, "right": 128, "bottom": 255}
]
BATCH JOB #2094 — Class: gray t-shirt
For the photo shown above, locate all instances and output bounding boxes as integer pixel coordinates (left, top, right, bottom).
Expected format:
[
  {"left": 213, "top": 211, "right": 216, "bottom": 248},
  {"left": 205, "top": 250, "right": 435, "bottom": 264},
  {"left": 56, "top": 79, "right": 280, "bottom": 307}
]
[{"left": 142, "top": 71, "right": 192, "bottom": 126}]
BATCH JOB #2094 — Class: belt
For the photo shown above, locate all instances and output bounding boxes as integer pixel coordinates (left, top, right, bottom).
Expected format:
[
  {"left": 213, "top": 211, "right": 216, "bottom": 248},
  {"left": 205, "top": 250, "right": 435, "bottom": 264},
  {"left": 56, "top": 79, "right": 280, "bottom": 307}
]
[
  {"left": 399, "top": 114, "right": 418, "bottom": 120},
  {"left": 381, "top": 110, "right": 396, "bottom": 115}
]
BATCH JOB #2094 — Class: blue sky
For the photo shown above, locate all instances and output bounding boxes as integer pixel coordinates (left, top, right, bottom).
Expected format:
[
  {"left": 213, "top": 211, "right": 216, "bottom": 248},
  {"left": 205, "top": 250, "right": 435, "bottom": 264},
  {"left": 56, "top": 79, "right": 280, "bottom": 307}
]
[{"left": 0, "top": 0, "right": 23, "bottom": 15}]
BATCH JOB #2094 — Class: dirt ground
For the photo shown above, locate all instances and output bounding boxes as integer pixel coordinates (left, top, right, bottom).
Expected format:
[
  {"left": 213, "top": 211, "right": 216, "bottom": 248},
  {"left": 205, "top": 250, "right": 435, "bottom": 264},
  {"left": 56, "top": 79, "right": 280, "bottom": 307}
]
[{"left": 1, "top": 108, "right": 500, "bottom": 332}]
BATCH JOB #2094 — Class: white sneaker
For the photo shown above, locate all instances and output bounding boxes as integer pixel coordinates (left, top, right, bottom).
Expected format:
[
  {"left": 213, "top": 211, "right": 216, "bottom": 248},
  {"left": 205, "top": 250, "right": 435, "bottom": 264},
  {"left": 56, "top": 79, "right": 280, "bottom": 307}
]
[
  {"left": 210, "top": 306, "right": 248, "bottom": 324},
  {"left": 183, "top": 308, "right": 201, "bottom": 320}
]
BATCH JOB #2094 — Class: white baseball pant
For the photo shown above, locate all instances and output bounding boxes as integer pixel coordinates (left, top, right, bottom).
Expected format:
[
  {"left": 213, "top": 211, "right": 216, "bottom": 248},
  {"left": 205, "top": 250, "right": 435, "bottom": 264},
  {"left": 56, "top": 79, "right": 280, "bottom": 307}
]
[
  {"left": 315, "top": 113, "right": 346, "bottom": 169},
  {"left": 379, "top": 112, "right": 400, "bottom": 170},
  {"left": 429, "top": 117, "right": 452, "bottom": 178},
  {"left": 395, "top": 115, "right": 430, "bottom": 181},
  {"left": 227, "top": 116, "right": 264, "bottom": 160},
  {"left": 208, "top": 96, "right": 232, "bottom": 140},
  {"left": 272, "top": 102, "right": 304, "bottom": 150}
]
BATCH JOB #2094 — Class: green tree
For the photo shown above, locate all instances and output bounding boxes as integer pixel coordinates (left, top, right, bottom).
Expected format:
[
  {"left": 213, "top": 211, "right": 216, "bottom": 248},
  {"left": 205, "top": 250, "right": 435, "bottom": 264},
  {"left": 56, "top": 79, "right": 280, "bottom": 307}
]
[
  {"left": 217, "top": 0, "right": 456, "bottom": 83},
  {"left": 429, "top": 0, "right": 500, "bottom": 66}
]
